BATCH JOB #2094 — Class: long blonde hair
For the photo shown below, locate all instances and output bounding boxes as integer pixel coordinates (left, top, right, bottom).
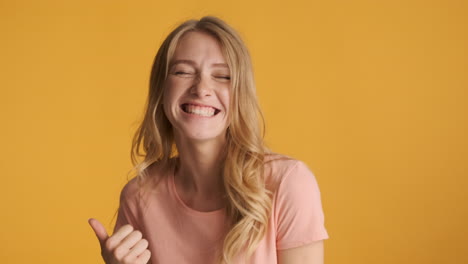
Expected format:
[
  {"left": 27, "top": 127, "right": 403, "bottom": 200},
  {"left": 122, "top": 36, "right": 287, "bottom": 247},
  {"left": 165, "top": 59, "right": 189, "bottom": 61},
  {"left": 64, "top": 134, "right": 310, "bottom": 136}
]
[{"left": 130, "top": 16, "right": 271, "bottom": 263}]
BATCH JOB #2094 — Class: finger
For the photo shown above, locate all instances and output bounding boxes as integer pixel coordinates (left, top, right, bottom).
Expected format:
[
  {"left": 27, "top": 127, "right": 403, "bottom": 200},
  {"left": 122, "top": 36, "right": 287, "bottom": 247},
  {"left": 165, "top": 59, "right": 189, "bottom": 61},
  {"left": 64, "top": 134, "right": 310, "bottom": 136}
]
[
  {"left": 136, "top": 249, "right": 151, "bottom": 264},
  {"left": 88, "top": 218, "right": 109, "bottom": 245},
  {"left": 117, "top": 230, "right": 143, "bottom": 253},
  {"left": 105, "top": 224, "right": 134, "bottom": 251},
  {"left": 123, "top": 239, "right": 149, "bottom": 262}
]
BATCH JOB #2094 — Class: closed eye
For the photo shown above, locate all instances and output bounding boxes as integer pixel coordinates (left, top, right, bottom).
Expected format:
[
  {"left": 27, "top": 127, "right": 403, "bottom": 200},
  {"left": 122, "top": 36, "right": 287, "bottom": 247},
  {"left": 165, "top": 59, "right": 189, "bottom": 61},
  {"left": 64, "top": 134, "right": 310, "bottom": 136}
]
[
  {"left": 173, "top": 71, "right": 195, "bottom": 77},
  {"left": 175, "top": 71, "right": 191, "bottom": 75},
  {"left": 215, "top": 76, "right": 231, "bottom": 80}
]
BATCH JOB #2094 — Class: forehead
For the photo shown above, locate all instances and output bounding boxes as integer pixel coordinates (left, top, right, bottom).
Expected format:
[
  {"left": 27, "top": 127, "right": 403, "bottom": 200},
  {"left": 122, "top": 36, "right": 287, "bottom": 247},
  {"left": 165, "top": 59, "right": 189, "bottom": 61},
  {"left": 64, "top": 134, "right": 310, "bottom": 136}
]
[{"left": 172, "top": 31, "right": 226, "bottom": 64}]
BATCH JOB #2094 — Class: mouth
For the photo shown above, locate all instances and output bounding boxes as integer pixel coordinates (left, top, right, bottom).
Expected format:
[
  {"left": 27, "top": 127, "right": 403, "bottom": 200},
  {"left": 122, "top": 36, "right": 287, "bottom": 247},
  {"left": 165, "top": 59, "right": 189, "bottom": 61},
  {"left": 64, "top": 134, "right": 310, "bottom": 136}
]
[{"left": 180, "top": 103, "right": 221, "bottom": 117}]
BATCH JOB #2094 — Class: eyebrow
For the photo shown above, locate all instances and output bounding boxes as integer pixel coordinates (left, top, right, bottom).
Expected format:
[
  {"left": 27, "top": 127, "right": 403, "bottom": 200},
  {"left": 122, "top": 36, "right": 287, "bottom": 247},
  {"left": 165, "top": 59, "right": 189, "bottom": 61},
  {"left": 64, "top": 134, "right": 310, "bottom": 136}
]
[{"left": 170, "top": 59, "right": 229, "bottom": 68}]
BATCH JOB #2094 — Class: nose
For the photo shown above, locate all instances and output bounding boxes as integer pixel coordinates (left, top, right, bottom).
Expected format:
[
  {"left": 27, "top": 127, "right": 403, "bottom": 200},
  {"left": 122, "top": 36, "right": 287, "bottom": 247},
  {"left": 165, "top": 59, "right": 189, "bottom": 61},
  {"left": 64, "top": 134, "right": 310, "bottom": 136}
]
[{"left": 190, "top": 73, "right": 213, "bottom": 97}]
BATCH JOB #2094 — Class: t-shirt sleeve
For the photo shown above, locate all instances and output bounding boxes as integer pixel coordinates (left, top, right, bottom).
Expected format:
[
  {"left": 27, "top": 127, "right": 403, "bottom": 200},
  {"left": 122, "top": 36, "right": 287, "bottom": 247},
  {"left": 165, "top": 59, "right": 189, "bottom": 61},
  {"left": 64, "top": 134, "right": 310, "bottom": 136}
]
[
  {"left": 274, "top": 161, "right": 329, "bottom": 250},
  {"left": 113, "top": 182, "right": 142, "bottom": 234}
]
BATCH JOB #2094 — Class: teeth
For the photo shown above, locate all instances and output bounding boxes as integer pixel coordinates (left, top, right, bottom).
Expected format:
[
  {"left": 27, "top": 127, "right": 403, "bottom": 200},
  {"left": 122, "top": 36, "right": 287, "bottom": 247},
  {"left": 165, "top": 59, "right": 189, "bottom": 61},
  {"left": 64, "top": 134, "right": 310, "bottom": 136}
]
[{"left": 184, "top": 104, "right": 216, "bottom": 117}]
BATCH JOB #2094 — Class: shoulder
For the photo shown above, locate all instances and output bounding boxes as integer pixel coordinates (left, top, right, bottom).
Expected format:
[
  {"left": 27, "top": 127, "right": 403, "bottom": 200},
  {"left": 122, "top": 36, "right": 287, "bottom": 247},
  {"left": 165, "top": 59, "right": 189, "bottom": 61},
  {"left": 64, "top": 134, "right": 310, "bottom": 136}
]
[
  {"left": 119, "top": 160, "right": 172, "bottom": 201},
  {"left": 264, "top": 153, "right": 315, "bottom": 190},
  {"left": 268, "top": 154, "right": 329, "bottom": 249},
  {"left": 119, "top": 176, "right": 140, "bottom": 203},
  {"left": 264, "top": 153, "right": 300, "bottom": 175}
]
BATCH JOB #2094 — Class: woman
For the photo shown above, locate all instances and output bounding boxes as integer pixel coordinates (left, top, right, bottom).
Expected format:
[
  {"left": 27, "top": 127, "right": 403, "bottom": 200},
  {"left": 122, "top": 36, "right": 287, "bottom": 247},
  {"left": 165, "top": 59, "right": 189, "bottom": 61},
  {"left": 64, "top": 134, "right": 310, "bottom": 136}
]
[{"left": 89, "top": 16, "right": 328, "bottom": 264}]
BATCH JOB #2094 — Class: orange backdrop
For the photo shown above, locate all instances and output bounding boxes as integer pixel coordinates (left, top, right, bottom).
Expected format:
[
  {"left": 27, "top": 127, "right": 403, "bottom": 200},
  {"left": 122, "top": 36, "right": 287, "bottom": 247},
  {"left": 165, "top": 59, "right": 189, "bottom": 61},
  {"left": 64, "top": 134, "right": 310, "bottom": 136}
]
[{"left": 1, "top": 0, "right": 467, "bottom": 263}]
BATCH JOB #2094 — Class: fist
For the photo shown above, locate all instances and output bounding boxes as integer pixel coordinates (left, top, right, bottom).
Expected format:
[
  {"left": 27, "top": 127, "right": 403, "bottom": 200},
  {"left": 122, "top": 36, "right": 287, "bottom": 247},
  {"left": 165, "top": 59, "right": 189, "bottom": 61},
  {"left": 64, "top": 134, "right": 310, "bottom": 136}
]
[{"left": 88, "top": 218, "right": 151, "bottom": 264}]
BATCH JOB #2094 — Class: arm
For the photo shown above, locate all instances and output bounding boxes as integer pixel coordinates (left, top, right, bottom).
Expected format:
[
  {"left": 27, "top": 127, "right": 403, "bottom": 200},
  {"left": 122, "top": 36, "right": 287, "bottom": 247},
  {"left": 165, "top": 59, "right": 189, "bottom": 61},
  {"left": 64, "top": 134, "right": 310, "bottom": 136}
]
[
  {"left": 275, "top": 161, "right": 328, "bottom": 263},
  {"left": 277, "top": 240, "right": 324, "bottom": 264}
]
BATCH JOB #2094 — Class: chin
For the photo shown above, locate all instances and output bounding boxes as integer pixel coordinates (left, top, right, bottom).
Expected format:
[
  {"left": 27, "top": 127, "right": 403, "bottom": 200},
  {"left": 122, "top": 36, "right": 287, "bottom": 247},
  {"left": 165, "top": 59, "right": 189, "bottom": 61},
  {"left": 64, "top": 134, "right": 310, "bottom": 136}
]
[
  {"left": 186, "top": 133, "right": 225, "bottom": 142},
  {"left": 178, "top": 128, "right": 227, "bottom": 143}
]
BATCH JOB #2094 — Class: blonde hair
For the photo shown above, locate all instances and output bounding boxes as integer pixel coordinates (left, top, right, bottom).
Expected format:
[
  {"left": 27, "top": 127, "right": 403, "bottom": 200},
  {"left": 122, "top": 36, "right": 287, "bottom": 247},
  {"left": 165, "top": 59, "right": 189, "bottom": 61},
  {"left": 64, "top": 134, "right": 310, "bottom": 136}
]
[{"left": 130, "top": 16, "right": 271, "bottom": 263}]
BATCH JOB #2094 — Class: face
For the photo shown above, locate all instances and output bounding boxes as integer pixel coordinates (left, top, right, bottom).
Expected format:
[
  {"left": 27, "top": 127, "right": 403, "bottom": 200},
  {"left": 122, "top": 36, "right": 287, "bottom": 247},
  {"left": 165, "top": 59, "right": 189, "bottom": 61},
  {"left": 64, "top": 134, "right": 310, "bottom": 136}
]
[{"left": 163, "top": 31, "right": 231, "bottom": 143}]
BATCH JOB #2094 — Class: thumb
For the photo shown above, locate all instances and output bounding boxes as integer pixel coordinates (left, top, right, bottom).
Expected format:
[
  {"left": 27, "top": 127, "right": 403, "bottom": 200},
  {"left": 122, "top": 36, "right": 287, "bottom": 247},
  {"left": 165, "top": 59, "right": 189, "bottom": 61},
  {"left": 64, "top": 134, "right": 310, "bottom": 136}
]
[{"left": 88, "top": 218, "right": 109, "bottom": 245}]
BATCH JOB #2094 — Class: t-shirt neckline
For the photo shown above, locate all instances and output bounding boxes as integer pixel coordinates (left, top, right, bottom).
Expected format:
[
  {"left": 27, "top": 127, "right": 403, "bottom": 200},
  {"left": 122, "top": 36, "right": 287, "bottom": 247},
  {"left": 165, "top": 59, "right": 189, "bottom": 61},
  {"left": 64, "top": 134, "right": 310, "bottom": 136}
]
[{"left": 169, "top": 162, "right": 225, "bottom": 216}]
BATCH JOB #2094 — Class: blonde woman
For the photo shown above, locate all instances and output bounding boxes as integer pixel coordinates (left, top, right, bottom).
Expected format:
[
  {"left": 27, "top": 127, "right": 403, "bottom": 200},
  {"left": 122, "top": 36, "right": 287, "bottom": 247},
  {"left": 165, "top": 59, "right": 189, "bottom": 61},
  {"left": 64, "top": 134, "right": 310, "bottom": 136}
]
[{"left": 89, "top": 16, "right": 329, "bottom": 264}]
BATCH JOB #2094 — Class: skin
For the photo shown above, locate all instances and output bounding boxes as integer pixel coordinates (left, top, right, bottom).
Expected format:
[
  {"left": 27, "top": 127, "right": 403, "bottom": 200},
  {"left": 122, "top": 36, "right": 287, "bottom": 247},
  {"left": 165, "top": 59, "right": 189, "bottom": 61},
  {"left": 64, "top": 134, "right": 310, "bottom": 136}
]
[
  {"left": 89, "top": 31, "right": 324, "bottom": 264},
  {"left": 277, "top": 240, "right": 324, "bottom": 264},
  {"left": 163, "top": 31, "right": 231, "bottom": 211},
  {"left": 88, "top": 219, "right": 151, "bottom": 264}
]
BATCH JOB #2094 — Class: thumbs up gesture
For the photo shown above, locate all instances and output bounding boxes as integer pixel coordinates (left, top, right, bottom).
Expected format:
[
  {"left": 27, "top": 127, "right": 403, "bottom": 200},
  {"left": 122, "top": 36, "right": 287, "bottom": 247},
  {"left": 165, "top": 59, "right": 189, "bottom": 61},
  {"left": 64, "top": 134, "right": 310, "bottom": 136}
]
[{"left": 88, "top": 218, "right": 151, "bottom": 264}]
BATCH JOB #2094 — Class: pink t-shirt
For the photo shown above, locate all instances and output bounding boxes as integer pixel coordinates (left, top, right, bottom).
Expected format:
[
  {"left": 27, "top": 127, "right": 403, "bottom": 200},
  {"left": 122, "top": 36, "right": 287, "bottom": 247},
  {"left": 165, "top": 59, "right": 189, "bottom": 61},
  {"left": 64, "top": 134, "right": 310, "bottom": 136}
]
[{"left": 114, "top": 155, "right": 329, "bottom": 263}]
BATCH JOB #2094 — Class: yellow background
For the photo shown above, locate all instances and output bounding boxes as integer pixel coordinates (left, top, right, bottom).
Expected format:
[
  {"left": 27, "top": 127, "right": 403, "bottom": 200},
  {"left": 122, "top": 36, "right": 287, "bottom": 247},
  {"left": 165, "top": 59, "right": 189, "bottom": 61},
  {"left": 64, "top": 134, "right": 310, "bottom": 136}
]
[{"left": 1, "top": 0, "right": 467, "bottom": 263}]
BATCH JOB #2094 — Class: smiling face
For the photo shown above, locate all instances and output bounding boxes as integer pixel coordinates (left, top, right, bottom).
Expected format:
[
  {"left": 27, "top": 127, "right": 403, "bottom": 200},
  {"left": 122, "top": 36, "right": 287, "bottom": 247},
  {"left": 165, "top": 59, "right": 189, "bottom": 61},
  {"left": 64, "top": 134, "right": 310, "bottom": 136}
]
[{"left": 163, "top": 31, "right": 231, "bottom": 143}]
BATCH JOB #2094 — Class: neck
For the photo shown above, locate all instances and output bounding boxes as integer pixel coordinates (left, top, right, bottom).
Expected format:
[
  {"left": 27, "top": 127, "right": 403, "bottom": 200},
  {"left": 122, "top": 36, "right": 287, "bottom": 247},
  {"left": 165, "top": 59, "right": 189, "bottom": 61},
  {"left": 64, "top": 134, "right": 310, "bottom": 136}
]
[{"left": 174, "top": 135, "right": 227, "bottom": 198}]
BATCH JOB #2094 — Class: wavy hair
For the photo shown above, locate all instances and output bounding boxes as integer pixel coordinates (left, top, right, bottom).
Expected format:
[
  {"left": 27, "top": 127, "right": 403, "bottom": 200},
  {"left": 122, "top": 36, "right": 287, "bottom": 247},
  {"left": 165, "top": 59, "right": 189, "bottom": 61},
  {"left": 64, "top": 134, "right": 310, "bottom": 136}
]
[{"left": 130, "top": 16, "right": 271, "bottom": 263}]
